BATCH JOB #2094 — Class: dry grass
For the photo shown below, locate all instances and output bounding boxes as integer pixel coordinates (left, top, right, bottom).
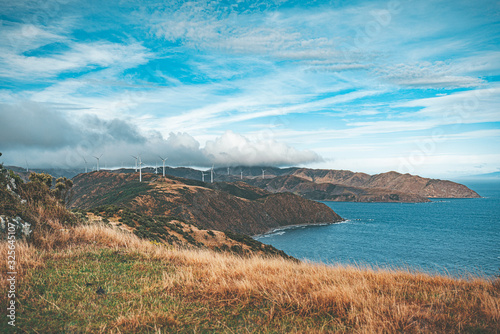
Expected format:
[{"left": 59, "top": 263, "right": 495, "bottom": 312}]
[
  {"left": 154, "top": 246, "right": 500, "bottom": 333},
  {"left": 2, "top": 224, "right": 499, "bottom": 333}
]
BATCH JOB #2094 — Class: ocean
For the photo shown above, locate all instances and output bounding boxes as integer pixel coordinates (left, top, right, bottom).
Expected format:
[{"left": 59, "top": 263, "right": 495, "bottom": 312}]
[{"left": 256, "top": 181, "right": 500, "bottom": 278}]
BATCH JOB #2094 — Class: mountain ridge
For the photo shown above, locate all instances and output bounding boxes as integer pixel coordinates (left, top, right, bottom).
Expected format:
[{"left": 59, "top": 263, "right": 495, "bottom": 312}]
[
  {"left": 8, "top": 165, "right": 480, "bottom": 202},
  {"left": 69, "top": 171, "right": 343, "bottom": 236}
]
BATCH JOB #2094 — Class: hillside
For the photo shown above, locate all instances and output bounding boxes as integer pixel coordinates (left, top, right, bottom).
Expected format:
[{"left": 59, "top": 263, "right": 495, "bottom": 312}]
[
  {"left": 83, "top": 205, "right": 293, "bottom": 259},
  {"left": 69, "top": 171, "right": 343, "bottom": 235},
  {"left": 0, "top": 163, "right": 294, "bottom": 260},
  {"left": 246, "top": 175, "right": 431, "bottom": 202},
  {"left": 145, "top": 166, "right": 480, "bottom": 201},
  {"left": 290, "top": 168, "right": 480, "bottom": 198},
  {"left": 2, "top": 224, "right": 498, "bottom": 333},
  {"left": 10, "top": 165, "right": 479, "bottom": 202},
  {"left": 210, "top": 167, "right": 479, "bottom": 201}
]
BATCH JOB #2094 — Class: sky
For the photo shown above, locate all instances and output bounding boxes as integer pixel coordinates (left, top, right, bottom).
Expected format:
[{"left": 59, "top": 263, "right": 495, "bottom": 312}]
[{"left": 0, "top": 0, "right": 499, "bottom": 178}]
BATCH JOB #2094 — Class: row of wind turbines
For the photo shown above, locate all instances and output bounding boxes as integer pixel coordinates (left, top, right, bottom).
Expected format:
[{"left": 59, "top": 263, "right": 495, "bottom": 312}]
[{"left": 81, "top": 154, "right": 269, "bottom": 183}]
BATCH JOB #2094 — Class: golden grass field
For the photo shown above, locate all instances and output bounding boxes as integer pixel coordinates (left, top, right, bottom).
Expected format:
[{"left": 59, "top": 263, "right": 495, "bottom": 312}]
[{"left": 1, "top": 223, "right": 499, "bottom": 333}]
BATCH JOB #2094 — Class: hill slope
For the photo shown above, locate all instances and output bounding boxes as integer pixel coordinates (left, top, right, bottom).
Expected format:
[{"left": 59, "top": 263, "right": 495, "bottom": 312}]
[
  {"left": 83, "top": 206, "right": 293, "bottom": 259},
  {"left": 246, "top": 175, "right": 431, "bottom": 202},
  {"left": 161, "top": 166, "right": 480, "bottom": 201},
  {"left": 9, "top": 165, "right": 479, "bottom": 201},
  {"left": 2, "top": 224, "right": 498, "bottom": 333},
  {"left": 69, "top": 171, "right": 343, "bottom": 235},
  {"left": 290, "top": 169, "right": 480, "bottom": 198}
]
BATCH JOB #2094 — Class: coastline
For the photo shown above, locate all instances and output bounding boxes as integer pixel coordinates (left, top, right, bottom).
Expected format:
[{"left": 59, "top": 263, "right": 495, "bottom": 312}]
[{"left": 252, "top": 219, "right": 345, "bottom": 239}]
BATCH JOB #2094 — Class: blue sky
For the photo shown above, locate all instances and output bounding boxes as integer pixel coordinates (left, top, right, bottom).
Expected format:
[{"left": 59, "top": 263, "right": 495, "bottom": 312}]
[{"left": 0, "top": 0, "right": 499, "bottom": 178}]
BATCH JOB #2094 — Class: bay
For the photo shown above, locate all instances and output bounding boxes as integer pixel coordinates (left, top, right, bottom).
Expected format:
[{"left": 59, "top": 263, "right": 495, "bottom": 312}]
[{"left": 256, "top": 181, "right": 500, "bottom": 278}]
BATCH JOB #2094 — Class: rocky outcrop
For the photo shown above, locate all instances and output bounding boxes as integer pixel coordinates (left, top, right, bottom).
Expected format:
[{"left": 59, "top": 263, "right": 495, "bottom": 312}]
[
  {"left": 0, "top": 215, "right": 33, "bottom": 240},
  {"left": 70, "top": 172, "right": 343, "bottom": 235}
]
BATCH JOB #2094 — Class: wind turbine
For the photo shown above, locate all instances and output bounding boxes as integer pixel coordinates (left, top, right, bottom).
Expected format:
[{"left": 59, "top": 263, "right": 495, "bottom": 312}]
[
  {"left": 158, "top": 156, "right": 167, "bottom": 177},
  {"left": 211, "top": 165, "right": 215, "bottom": 183},
  {"left": 93, "top": 154, "right": 103, "bottom": 171},
  {"left": 82, "top": 156, "right": 88, "bottom": 173},
  {"left": 201, "top": 171, "right": 207, "bottom": 182},
  {"left": 131, "top": 155, "right": 138, "bottom": 172},
  {"left": 262, "top": 169, "right": 266, "bottom": 179},
  {"left": 139, "top": 156, "right": 143, "bottom": 182},
  {"left": 227, "top": 167, "right": 230, "bottom": 175},
  {"left": 240, "top": 170, "right": 243, "bottom": 180},
  {"left": 25, "top": 159, "right": 29, "bottom": 172},
  {"left": 154, "top": 162, "right": 158, "bottom": 174}
]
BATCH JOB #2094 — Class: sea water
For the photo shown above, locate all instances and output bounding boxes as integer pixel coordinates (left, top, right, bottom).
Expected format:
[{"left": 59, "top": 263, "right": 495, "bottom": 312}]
[{"left": 256, "top": 181, "right": 500, "bottom": 278}]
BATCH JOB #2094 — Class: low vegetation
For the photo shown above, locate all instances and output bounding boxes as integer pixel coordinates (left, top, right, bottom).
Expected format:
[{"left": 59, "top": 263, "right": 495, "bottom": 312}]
[
  {"left": 1, "top": 224, "right": 499, "bottom": 333},
  {"left": 0, "top": 163, "right": 76, "bottom": 245},
  {"left": 83, "top": 205, "right": 293, "bottom": 259}
]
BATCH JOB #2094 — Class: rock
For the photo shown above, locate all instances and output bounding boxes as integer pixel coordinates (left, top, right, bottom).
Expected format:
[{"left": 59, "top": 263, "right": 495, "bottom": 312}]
[{"left": 0, "top": 215, "right": 32, "bottom": 239}]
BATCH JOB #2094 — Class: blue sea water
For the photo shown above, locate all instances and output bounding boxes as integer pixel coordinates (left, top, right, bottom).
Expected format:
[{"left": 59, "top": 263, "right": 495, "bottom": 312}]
[{"left": 256, "top": 181, "right": 500, "bottom": 278}]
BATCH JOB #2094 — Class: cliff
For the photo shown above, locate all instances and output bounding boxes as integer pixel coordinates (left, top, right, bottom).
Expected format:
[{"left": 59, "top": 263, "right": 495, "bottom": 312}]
[{"left": 69, "top": 171, "right": 343, "bottom": 235}]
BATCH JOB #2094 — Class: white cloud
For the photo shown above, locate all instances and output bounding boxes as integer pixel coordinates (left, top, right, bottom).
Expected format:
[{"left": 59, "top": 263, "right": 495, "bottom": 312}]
[
  {"left": 0, "top": 101, "right": 321, "bottom": 168},
  {"left": 202, "top": 130, "right": 322, "bottom": 166},
  {"left": 0, "top": 23, "right": 65, "bottom": 53},
  {"left": 397, "top": 87, "right": 500, "bottom": 124},
  {"left": 148, "top": 2, "right": 366, "bottom": 70},
  {"left": 0, "top": 34, "right": 153, "bottom": 79},
  {"left": 375, "top": 61, "right": 485, "bottom": 88}
]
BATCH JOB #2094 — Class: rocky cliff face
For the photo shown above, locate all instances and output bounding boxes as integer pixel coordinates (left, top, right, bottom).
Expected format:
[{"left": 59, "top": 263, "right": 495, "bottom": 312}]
[{"left": 70, "top": 172, "right": 343, "bottom": 235}]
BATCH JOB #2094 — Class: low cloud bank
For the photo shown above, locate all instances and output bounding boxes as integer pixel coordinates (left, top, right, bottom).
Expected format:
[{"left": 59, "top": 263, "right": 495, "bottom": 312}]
[{"left": 0, "top": 103, "right": 322, "bottom": 168}]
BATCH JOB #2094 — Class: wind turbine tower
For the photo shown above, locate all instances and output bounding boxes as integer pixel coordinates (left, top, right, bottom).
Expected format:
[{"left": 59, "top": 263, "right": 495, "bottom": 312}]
[
  {"left": 262, "top": 169, "right": 266, "bottom": 179},
  {"left": 93, "top": 154, "right": 103, "bottom": 171},
  {"left": 139, "top": 156, "right": 143, "bottom": 182},
  {"left": 159, "top": 156, "right": 167, "bottom": 177},
  {"left": 240, "top": 170, "right": 243, "bottom": 180},
  {"left": 211, "top": 165, "right": 215, "bottom": 183},
  {"left": 201, "top": 171, "right": 207, "bottom": 182},
  {"left": 154, "top": 162, "right": 158, "bottom": 174},
  {"left": 227, "top": 167, "right": 230, "bottom": 175},
  {"left": 82, "top": 157, "right": 88, "bottom": 173}
]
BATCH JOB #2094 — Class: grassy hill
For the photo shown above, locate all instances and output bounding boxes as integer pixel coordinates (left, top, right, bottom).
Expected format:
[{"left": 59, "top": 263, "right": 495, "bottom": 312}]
[
  {"left": 82, "top": 205, "right": 292, "bottom": 259},
  {"left": 1, "top": 224, "right": 499, "bottom": 333},
  {"left": 69, "top": 171, "right": 343, "bottom": 236}
]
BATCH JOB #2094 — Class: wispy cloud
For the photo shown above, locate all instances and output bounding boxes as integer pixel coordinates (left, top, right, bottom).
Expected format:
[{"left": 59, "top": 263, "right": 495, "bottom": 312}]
[
  {"left": 375, "top": 61, "right": 485, "bottom": 88},
  {"left": 0, "top": 34, "right": 153, "bottom": 80}
]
